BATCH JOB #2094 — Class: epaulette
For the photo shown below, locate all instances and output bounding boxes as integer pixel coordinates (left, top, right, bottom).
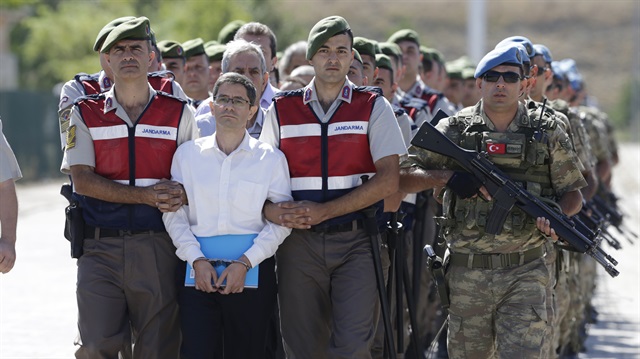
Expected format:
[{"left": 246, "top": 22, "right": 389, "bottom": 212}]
[
  {"left": 449, "top": 106, "right": 478, "bottom": 126},
  {"left": 148, "top": 70, "right": 173, "bottom": 79},
  {"left": 355, "top": 86, "right": 383, "bottom": 97},
  {"left": 526, "top": 105, "right": 557, "bottom": 131},
  {"left": 393, "top": 106, "right": 407, "bottom": 117},
  {"left": 274, "top": 88, "right": 304, "bottom": 99},
  {"left": 73, "top": 93, "right": 104, "bottom": 106},
  {"left": 400, "top": 96, "right": 428, "bottom": 110},
  {"left": 156, "top": 90, "right": 188, "bottom": 104},
  {"left": 74, "top": 72, "right": 100, "bottom": 83}
]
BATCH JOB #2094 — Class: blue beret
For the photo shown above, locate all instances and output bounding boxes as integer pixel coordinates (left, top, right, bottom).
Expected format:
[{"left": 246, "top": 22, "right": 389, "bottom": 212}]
[
  {"left": 496, "top": 35, "right": 536, "bottom": 59},
  {"left": 474, "top": 45, "right": 523, "bottom": 78},
  {"left": 533, "top": 44, "right": 553, "bottom": 63},
  {"left": 559, "top": 58, "right": 583, "bottom": 91},
  {"left": 551, "top": 61, "right": 565, "bottom": 80}
]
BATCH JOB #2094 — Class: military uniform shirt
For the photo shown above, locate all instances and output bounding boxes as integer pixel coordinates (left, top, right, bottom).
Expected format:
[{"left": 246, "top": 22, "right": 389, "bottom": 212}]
[{"left": 401, "top": 101, "right": 587, "bottom": 253}]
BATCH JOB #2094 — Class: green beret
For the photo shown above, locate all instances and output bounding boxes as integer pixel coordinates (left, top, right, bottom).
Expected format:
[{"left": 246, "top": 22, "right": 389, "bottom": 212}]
[
  {"left": 387, "top": 29, "right": 420, "bottom": 46},
  {"left": 157, "top": 40, "right": 184, "bottom": 59},
  {"left": 352, "top": 48, "right": 362, "bottom": 64},
  {"left": 182, "top": 38, "right": 206, "bottom": 59},
  {"left": 218, "top": 20, "right": 246, "bottom": 44},
  {"left": 93, "top": 16, "right": 136, "bottom": 52},
  {"left": 306, "top": 15, "right": 351, "bottom": 60},
  {"left": 205, "top": 42, "right": 226, "bottom": 62},
  {"left": 353, "top": 37, "right": 377, "bottom": 59},
  {"left": 378, "top": 42, "right": 402, "bottom": 60},
  {"left": 100, "top": 17, "right": 152, "bottom": 53},
  {"left": 445, "top": 60, "right": 463, "bottom": 79},
  {"left": 375, "top": 54, "right": 393, "bottom": 72},
  {"left": 462, "top": 66, "right": 476, "bottom": 80},
  {"left": 421, "top": 46, "right": 444, "bottom": 63}
]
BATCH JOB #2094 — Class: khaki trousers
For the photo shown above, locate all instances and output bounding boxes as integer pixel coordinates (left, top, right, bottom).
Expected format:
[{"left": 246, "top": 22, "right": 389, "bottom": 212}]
[{"left": 75, "top": 231, "right": 180, "bottom": 359}]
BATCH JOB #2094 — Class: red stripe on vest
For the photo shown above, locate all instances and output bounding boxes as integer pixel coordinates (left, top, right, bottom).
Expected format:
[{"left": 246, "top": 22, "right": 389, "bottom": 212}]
[
  {"left": 275, "top": 89, "right": 377, "bottom": 182},
  {"left": 77, "top": 94, "right": 182, "bottom": 183}
]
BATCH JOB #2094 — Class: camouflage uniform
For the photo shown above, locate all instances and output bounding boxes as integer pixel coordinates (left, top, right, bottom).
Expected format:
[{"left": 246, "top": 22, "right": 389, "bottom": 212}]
[
  {"left": 401, "top": 101, "right": 586, "bottom": 359},
  {"left": 531, "top": 97, "right": 596, "bottom": 357}
]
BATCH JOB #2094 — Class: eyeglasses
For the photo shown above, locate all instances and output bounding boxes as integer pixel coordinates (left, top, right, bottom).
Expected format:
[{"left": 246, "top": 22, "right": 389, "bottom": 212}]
[
  {"left": 483, "top": 70, "right": 522, "bottom": 84},
  {"left": 213, "top": 96, "right": 251, "bottom": 108}
]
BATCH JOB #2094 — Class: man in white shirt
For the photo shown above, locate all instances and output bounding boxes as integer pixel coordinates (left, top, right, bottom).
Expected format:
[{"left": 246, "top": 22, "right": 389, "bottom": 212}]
[{"left": 163, "top": 72, "right": 292, "bottom": 358}]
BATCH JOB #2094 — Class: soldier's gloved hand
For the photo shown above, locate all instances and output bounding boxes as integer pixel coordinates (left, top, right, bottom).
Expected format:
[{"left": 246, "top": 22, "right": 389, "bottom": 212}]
[{"left": 446, "top": 171, "right": 483, "bottom": 199}]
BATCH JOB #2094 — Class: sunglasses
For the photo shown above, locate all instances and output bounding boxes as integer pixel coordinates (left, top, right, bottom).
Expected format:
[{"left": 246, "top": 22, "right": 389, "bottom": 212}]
[{"left": 482, "top": 71, "right": 522, "bottom": 84}]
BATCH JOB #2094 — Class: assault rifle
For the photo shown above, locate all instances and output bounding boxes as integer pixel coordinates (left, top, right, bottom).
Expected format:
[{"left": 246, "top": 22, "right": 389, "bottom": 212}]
[
  {"left": 410, "top": 117, "right": 619, "bottom": 277},
  {"left": 591, "top": 191, "right": 638, "bottom": 244}
]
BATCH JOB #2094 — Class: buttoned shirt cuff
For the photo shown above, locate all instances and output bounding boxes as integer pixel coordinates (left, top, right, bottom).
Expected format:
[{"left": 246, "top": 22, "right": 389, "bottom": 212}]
[
  {"left": 182, "top": 244, "right": 206, "bottom": 267},
  {"left": 243, "top": 246, "right": 265, "bottom": 269}
]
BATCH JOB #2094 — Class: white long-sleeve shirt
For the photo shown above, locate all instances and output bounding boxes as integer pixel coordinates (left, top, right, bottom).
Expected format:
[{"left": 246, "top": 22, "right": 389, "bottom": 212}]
[{"left": 162, "top": 132, "right": 292, "bottom": 267}]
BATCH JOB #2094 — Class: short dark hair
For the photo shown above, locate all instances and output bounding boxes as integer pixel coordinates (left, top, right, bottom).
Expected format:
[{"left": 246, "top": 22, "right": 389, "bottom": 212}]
[
  {"left": 335, "top": 28, "right": 354, "bottom": 49},
  {"left": 212, "top": 72, "right": 257, "bottom": 106}
]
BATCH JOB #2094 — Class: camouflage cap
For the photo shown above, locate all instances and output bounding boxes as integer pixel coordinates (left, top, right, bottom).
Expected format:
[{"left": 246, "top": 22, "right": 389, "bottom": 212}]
[
  {"left": 474, "top": 45, "right": 523, "bottom": 78},
  {"left": 496, "top": 35, "right": 536, "bottom": 59},
  {"left": 100, "top": 17, "right": 152, "bottom": 53},
  {"left": 388, "top": 29, "right": 420, "bottom": 46},
  {"left": 533, "top": 44, "right": 553, "bottom": 63},
  {"left": 93, "top": 16, "right": 136, "bottom": 52},
  {"left": 218, "top": 20, "right": 246, "bottom": 44},
  {"left": 375, "top": 53, "right": 393, "bottom": 72},
  {"left": 182, "top": 38, "right": 206, "bottom": 59},
  {"left": 352, "top": 48, "right": 363, "bottom": 64},
  {"left": 378, "top": 42, "right": 403, "bottom": 60},
  {"left": 353, "top": 37, "right": 377, "bottom": 59},
  {"left": 306, "top": 15, "right": 351, "bottom": 60},
  {"left": 157, "top": 40, "right": 184, "bottom": 59},
  {"left": 204, "top": 41, "right": 226, "bottom": 62}
]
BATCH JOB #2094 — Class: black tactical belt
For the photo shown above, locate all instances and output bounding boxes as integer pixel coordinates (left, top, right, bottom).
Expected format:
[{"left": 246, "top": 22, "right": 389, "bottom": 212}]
[
  {"left": 309, "top": 219, "right": 365, "bottom": 234},
  {"left": 84, "top": 225, "right": 157, "bottom": 239},
  {"left": 449, "top": 245, "right": 545, "bottom": 270}
]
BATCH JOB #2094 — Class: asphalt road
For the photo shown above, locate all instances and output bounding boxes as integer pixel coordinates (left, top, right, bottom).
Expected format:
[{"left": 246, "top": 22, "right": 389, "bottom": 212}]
[{"left": 1, "top": 144, "right": 638, "bottom": 358}]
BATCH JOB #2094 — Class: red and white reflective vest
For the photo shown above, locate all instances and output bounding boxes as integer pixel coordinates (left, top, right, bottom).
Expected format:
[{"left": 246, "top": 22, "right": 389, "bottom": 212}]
[
  {"left": 74, "top": 92, "right": 185, "bottom": 230},
  {"left": 274, "top": 86, "right": 381, "bottom": 226}
]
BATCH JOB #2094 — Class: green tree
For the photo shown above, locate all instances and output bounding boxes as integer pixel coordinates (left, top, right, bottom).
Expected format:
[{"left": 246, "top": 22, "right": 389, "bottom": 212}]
[{"left": 11, "top": 0, "right": 252, "bottom": 91}]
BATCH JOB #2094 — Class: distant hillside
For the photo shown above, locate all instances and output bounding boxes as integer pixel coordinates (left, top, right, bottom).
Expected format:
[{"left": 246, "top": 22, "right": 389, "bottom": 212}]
[{"left": 276, "top": 0, "right": 639, "bottom": 135}]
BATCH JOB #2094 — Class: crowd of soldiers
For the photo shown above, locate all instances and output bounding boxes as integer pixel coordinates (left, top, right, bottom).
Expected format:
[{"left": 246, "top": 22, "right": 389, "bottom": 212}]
[{"left": 55, "top": 13, "right": 627, "bottom": 359}]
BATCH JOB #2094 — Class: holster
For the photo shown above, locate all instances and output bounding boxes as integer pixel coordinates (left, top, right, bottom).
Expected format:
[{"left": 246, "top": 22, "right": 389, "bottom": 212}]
[
  {"left": 425, "top": 244, "right": 450, "bottom": 309},
  {"left": 62, "top": 184, "right": 85, "bottom": 259}
]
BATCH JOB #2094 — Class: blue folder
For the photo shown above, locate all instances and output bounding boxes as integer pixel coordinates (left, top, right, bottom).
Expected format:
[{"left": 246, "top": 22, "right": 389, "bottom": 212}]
[{"left": 184, "top": 234, "right": 259, "bottom": 288}]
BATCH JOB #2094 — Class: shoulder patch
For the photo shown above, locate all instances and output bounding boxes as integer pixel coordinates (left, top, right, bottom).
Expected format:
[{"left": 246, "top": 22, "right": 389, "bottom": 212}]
[
  {"left": 393, "top": 106, "right": 407, "bottom": 117},
  {"left": 73, "top": 93, "right": 104, "bottom": 106},
  {"left": 156, "top": 90, "right": 188, "bottom": 104},
  {"left": 355, "top": 85, "right": 383, "bottom": 97},
  {"left": 66, "top": 124, "right": 77, "bottom": 150},
  {"left": 73, "top": 72, "right": 99, "bottom": 83},
  {"left": 400, "top": 97, "right": 428, "bottom": 110},
  {"left": 148, "top": 70, "right": 173, "bottom": 79},
  {"left": 274, "top": 88, "right": 304, "bottom": 99}
]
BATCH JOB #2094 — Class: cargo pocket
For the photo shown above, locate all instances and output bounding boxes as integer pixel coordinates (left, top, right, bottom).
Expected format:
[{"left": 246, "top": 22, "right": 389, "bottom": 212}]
[
  {"left": 446, "top": 314, "right": 466, "bottom": 359},
  {"left": 520, "top": 304, "right": 549, "bottom": 356}
]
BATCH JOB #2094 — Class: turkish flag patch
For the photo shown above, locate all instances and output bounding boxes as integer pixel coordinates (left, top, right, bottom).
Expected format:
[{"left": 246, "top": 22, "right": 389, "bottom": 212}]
[{"left": 486, "top": 142, "right": 506, "bottom": 154}]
